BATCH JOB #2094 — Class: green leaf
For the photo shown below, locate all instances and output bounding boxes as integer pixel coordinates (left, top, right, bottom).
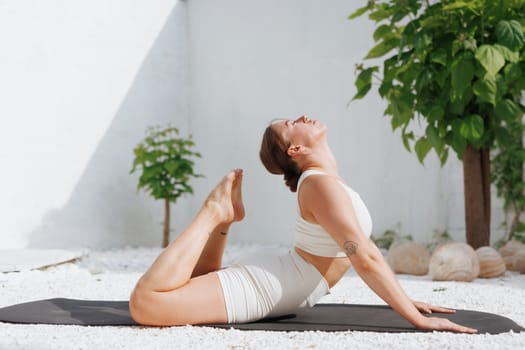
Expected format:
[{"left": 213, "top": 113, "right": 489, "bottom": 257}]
[
  {"left": 164, "top": 161, "right": 179, "bottom": 173},
  {"left": 494, "top": 99, "right": 522, "bottom": 122},
  {"left": 473, "top": 74, "right": 497, "bottom": 105},
  {"left": 379, "top": 80, "right": 393, "bottom": 98},
  {"left": 430, "top": 49, "right": 447, "bottom": 66},
  {"left": 449, "top": 121, "right": 468, "bottom": 157},
  {"left": 426, "top": 124, "right": 441, "bottom": 149},
  {"left": 365, "top": 38, "right": 399, "bottom": 59},
  {"left": 451, "top": 55, "right": 474, "bottom": 100},
  {"left": 452, "top": 39, "right": 462, "bottom": 57},
  {"left": 401, "top": 130, "right": 414, "bottom": 152},
  {"left": 382, "top": 56, "right": 398, "bottom": 83},
  {"left": 391, "top": 8, "right": 409, "bottom": 23},
  {"left": 439, "top": 148, "right": 449, "bottom": 166},
  {"left": 494, "top": 44, "right": 519, "bottom": 63},
  {"left": 348, "top": 5, "right": 370, "bottom": 19},
  {"left": 391, "top": 109, "right": 411, "bottom": 130},
  {"left": 414, "top": 137, "right": 432, "bottom": 164},
  {"left": 369, "top": 7, "right": 391, "bottom": 22},
  {"left": 442, "top": 1, "right": 471, "bottom": 11},
  {"left": 426, "top": 105, "right": 445, "bottom": 122},
  {"left": 495, "top": 127, "right": 515, "bottom": 148},
  {"left": 463, "top": 37, "right": 477, "bottom": 52},
  {"left": 469, "top": 114, "right": 484, "bottom": 140},
  {"left": 373, "top": 24, "right": 393, "bottom": 42},
  {"left": 449, "top": 88, "right": 473, "bottom": 115},
  {"left": 435, "top": 69, "right": 448, "bottom": 88},
  {"left": 388, "top": 93, "right": 413, "bottom": 130},
  {"left": 353, "top": 66, "right": 379, "bottom": 100},
  {"left": 475, "top": 45, "right": 505, "bottom": 76},
  {"left": 415, "top": 68, "right": 434, "bottom": 92},
  {"left": 496, "top": 20, "right": 525, "bottom": 51},
  {"left": 503, "top": 63, "right": 522, "bottom": 83},
  {"left": 414, "top": 33, "right": 432, "bottom": 55},
  {"left": 460, "top": 115, "right": 484, "bottom": 141}
]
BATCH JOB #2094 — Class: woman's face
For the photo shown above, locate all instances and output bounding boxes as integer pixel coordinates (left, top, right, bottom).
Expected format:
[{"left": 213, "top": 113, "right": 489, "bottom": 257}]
[{"left": 271, "top": 115, "right": 327, "bottom": 150}]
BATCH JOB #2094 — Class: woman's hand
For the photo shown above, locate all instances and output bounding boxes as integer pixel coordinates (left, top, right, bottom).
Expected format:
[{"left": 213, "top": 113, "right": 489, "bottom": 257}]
[
  {"left": 415, "top": 316, "right": 478, "bottom": 333},
  {"left": 412, "top": 301, "right": 478, "bottom": 333},
  {"left": 412, "top": 301, "right": 456, "bottom": 314}
]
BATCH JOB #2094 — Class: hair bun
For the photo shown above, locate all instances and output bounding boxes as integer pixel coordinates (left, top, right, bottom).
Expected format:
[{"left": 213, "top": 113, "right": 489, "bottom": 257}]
[
  {"left": 259, "top": 123, "right": 301, "bottom": 192},
  {"left": 284, "top": 172, "right": 300, "bottom": 192}
]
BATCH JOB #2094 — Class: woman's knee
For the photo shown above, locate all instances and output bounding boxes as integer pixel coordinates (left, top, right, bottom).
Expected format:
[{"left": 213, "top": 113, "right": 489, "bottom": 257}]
[
  {"left": 129, "top": 285, "right": 146, "bottom": 324},
  {"left": 129, "top": 275, "right": 228, "bottom": 326},
  {"left": 129, "top": 282, "right": 159, "bottom": 325},
  {"left": 129, "top": 282, "right": 187, "bottom": 326}
]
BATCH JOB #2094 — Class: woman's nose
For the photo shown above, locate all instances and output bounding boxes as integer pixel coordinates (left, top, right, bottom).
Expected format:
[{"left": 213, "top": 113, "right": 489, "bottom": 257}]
[{"left": 296, "top": 115, "right": 309, "bottom": 123}]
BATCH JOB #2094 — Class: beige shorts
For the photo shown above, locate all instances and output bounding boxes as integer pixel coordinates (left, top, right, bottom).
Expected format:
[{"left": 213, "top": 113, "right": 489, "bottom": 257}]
[{"left": 216, "top": 248, "right": 329, "bottom": 323}]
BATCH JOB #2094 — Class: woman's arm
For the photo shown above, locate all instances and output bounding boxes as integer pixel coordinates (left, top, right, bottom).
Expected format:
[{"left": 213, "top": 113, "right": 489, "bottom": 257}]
[{"left": 299, "top": 176, "right": 477, "bottom": 333}]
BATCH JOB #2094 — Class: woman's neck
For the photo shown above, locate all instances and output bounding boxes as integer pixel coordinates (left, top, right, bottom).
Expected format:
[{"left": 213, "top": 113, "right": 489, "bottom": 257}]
[{"left": 299, "top": 143, "right": 339, "bottom": 176}]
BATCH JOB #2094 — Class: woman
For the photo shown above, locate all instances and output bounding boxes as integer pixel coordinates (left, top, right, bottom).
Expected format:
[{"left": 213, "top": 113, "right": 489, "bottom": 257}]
[{"left": 129, "top": 115, "right": 477, "bottom": 333}]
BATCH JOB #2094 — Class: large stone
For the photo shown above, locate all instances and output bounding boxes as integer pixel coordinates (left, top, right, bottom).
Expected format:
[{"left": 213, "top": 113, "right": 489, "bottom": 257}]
[
  {"left": 513, "top": 249, "right": 525, "bottom": 273},
  {"left": 475, "top": 246, "right": 506, "bottom": 278},
  {"left": 498, "top": 241, "right": 525, "bottom": 271},
  {"left": 498, "top": 240, "right": 525, "bottom": 258},
  {"left": 429, "top": 242, "right": 480, "bottom": 282},
  {"left": 502, "top": 255, "right": 515, "bottom": 270},
  {"left": 387, "top": 241, "right": 430, "bottom": 276}
]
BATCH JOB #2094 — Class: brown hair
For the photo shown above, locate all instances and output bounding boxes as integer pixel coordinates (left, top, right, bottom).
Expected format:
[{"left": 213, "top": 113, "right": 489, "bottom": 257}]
[{"left": 259, "top": 123, "right": 302, "bottom": 192}]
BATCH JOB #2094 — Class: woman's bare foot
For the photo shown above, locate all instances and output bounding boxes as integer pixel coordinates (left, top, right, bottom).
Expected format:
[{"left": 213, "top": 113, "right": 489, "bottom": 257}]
[
  {"left": 231, "top": 169, "right": 245, "bottom": 222},
  {"left": 203, "top": 170, "right": 241, "bottom": 223}
]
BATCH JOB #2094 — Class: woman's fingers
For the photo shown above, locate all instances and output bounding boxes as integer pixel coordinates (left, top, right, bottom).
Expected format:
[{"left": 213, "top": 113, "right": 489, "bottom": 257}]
[
  {"left": 413, "top": 301, "right": 433, "bottom": 314},
  {"left": 437, "top": 318, "right": 478, "bottom": 334},
  {"left": 413, "top": 303, "right": 477, "bottom": 333},
  {"left": 419, "top": 317, "right": 478, "bottom": 334},
  {"left": 413, "top": 301, "right": 456, "bottom": 314},
  {"left": 428, "top": 305, "right": 456, "bottom": 314}
]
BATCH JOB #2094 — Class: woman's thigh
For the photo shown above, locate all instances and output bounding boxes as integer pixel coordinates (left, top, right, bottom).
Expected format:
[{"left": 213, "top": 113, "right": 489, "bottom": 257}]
[{"left": 131, "top": 272, "right": 228, "bottom": 326}]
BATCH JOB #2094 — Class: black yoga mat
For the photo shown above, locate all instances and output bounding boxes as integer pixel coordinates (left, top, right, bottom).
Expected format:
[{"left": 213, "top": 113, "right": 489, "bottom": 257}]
[{"left": 0, "top": 298, "right": 522, "bottom": 334}]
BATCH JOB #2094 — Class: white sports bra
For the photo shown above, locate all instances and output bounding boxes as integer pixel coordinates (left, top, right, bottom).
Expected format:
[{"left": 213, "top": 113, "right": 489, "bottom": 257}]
[{"left": 294, "top": 170, "right": 373, "bottom": 258}]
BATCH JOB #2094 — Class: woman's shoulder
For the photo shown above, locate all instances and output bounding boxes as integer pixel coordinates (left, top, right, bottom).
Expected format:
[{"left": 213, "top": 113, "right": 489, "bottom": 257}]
[
  {"left": 298, "top": 171, "right": 345, "bottom": 198},
  {"left": 299, "top": 170, "right": 344, "bottom": 187}
]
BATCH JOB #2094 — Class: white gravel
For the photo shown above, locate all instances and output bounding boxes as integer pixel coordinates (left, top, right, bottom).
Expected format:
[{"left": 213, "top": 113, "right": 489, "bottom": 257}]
[{"left": 1, "top": 244, "right": 524, "bottom": 350}]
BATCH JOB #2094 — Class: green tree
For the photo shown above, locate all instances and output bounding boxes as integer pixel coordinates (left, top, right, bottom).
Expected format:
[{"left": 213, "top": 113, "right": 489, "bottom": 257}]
[
  {"left": 350, "top": 0, "right": 525, "bottom": 248},
  {"left": 131, "top": 126, "right": 202, "bottom": 247},
  {"left": 491, "top": 117, "right": 525, "bottom": 242}
]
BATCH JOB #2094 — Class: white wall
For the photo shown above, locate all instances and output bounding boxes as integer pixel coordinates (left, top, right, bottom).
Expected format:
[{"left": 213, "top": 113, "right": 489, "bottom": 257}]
[
  {"left": 0, "top": 0, "right": 506, "bottom": 250},
  {"left": 186, "top": 0, "right": 506, "bottom": 246},
  {"left": 0, "top": 0, "right": 190, "bottom": 248}
]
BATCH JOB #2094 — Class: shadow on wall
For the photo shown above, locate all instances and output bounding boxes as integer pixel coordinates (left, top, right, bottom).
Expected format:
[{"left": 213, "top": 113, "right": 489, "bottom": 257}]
[{"left": 29, "top": 5, "right": 190, "bottom": 249}]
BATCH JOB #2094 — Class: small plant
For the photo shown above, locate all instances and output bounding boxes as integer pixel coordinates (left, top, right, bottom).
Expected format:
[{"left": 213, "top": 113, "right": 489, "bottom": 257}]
[
  {"left": 427, "top": 229, "right": 453, "bottom": 252},
  {"left": 513, "top": 230, "right": 525, "bottom": 244},
  {"left": 131, "top": 125, "right": 202, "bottom": 247},
  {"left": 372, "top": 223, "right": 412, "bottom": 250}
]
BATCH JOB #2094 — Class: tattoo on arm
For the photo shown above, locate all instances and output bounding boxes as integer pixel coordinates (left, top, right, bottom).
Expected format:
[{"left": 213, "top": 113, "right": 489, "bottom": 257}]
[
  {"left": 343, "top": 241, "right": 358, "bottom": 257},
  {"left": 209, "top": 231, "right": 228, "bottom": 236}
]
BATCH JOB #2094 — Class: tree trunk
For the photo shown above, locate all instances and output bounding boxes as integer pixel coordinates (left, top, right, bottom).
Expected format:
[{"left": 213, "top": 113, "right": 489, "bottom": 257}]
[
  {"left": 462, "top": 144, "right": 491, "bottom": 248},
  {"left": 163, "top": 198, "right": 170, "bottom": 248}
]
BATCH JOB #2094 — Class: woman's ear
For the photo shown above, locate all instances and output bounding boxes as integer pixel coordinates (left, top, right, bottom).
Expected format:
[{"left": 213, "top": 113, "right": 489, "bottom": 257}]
[
  {"left": 286, "top": 145, "right": 300, "bottom": 157},
  {"left": 287, "top": 145, "right": 310, "bottom": 158}
]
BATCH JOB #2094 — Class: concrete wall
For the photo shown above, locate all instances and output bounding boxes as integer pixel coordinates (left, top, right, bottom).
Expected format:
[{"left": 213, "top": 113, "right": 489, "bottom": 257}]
[
  {"left": 186, "top": 0, "right": 505, "bottom": 246},
  {"left": 0, "top": 0, "right": 506, "bottom": 250},
  {"left": 0, "top": 0, "right": 190, "bottom": 248}
]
